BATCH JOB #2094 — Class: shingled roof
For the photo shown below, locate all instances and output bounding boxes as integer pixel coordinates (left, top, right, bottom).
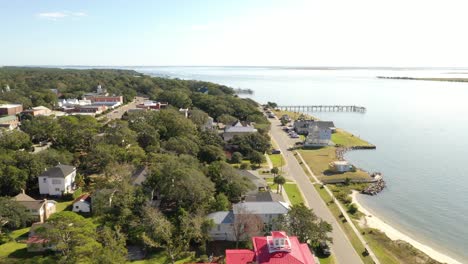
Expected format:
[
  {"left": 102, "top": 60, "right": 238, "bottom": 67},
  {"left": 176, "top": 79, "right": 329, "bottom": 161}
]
[{"left": 39, "top": 164, "right": 76, "bottom": 178}]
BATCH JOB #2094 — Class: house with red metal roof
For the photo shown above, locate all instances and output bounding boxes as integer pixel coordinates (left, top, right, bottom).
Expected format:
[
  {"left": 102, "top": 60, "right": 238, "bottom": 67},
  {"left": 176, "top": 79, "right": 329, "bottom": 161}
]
[{"left": 225, "top": 231, "right": 316, "bottom": 264}]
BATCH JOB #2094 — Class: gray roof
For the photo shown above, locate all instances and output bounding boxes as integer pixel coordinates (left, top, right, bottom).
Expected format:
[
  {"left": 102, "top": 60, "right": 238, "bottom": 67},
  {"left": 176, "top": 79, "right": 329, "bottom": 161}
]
[
  {"left": 13, "top": 193, "right": 56, "bottom": 210},
  {"left": 40, "top": 164, "right": 76, "bottom": 178},
  {"left": 244, "top": 192, "right": 284, "bottom": 202},
  {"left": 233, "top": 201, "right": 289, "bottom": 215},
  {"left": 207, "top": 211, "right": 234, "bottom": 224},
  {"left": 224, "top": 120, "right": 257, "bottom": 133},
  {"left": 295, "top": 120, "right": 334, "bottom": 128}
]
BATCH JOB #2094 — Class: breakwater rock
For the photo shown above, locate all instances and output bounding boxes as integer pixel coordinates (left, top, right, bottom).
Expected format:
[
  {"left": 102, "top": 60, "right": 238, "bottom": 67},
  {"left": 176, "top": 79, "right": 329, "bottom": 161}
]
[{"left": 362, "top": 173, "right": 385, "bottom": 195}]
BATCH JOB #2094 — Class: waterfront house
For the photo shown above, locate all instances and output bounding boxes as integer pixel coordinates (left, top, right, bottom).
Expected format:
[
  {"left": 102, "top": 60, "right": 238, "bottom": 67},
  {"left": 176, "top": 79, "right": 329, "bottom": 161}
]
[
  {"left": 13, "top": 191, "right": 56, "bottom": 223},
  {"left": 225, "top": 231, "right": 317, "bottom": 264},
  {"left": 303, "top": 124, "right": 332, "bottom": 147},
  {"left": 72, "top": 193, "right": 92, "bottom": 213},
  {"left": 294, "top": 119, "right": 335, "bottom": 135},
  {"left": 223, "top": 120, "right": 258, "bottom": 141},
  {"left": 38, "top": 164, "right": 76, "bottom": 196},
  {"left": 329, "top": 161, "right": 353, "bottom": 173}
]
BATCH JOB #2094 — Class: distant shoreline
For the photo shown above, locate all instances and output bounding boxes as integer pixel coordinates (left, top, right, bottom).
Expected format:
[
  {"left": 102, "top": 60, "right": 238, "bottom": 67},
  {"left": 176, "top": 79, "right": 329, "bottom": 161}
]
[{"left": 377, "top": 76, "right": 468, "bottom": 83}]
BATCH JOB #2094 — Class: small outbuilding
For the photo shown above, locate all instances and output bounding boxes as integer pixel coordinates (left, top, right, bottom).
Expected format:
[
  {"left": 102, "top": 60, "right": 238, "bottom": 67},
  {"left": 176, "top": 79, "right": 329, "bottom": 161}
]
[
  {"left": 72, "top": 193, "right": 91, "bottom": 213},
  {"left": 329, "top": 161, "right": 353, "bottom": 173}
]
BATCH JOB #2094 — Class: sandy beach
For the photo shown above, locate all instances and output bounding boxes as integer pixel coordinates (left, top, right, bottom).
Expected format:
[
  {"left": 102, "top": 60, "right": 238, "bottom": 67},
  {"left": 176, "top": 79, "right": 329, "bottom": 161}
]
[{"left": 351, "top": 191, "right": 463, "bottom": 264}]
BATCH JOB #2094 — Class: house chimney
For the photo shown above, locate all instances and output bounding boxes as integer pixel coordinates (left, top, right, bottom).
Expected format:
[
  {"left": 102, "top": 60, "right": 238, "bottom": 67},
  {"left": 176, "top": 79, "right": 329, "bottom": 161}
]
[{"left": 21, "top": 188, "right": 25, "bottom": 194}]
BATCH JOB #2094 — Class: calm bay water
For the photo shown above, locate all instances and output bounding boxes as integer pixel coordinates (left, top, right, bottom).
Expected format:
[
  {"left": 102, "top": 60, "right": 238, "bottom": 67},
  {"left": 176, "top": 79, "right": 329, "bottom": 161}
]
[{"left": 135, "top": 66, "right": 468, "bottom": 262}]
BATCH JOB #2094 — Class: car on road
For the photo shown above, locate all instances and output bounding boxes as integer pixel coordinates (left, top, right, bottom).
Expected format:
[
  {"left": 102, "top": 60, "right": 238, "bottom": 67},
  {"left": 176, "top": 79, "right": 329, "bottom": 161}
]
[
  {"left": 267, "top": 113, "right": 276, "bottom": 118},
  {"left": 114, "top": 110, "right": 119, "bottom": 113}
]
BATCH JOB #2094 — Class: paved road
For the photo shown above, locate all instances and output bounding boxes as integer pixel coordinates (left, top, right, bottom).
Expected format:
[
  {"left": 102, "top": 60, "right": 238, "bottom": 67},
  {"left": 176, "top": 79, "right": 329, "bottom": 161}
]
[
  {"left": 268, "top": 117, "right": 363, "bottom": 264},
  {"left": 99, "top": 96, "right": 146, "bottom": 122}
]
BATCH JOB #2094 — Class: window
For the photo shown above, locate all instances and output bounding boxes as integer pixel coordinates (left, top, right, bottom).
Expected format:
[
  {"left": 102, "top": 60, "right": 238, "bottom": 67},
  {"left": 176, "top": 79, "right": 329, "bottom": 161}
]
[
  {"left": 217, "top": 225, "right": 221, "bottom": 231},
  {"left": 52, "top": 179, "right": 61, "bottom": 185},
  {"left": 43, "top": 178, "right": 47, "bottom": 183},
  {"left": 55, "top": 188, "right": 60, "bottom": 192},
  {"left": 75, "top": 206, "right": 79, "bottom": 209}
]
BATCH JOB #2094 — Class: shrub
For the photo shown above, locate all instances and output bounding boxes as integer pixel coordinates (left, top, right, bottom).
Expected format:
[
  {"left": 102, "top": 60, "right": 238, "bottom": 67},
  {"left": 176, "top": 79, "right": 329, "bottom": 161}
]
[{"left": 240, "top": 162, "right": 250, "bottom": 170}]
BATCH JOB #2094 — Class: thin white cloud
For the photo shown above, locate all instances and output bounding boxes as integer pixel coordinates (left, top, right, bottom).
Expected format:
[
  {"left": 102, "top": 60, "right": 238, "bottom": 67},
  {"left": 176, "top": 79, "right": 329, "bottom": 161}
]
[{"left": 37, "top": 11, "right": 87, "bottom": 20}]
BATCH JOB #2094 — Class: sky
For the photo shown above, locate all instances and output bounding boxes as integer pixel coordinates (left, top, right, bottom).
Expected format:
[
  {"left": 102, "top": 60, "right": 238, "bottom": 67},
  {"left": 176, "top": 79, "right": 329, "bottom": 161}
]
[{"left": 1, "top": 0, "right": 468, "bottom": 67}]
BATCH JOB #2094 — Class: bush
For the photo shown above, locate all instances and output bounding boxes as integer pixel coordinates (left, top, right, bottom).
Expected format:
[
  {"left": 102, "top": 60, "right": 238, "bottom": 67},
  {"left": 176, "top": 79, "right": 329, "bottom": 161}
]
[
  {"left": 240, "top": 162, "right": 250, "bottom": 170},
  {"left": 230, "top": 152, "right": 243, "bottom": 163},
  {"left": 348, "top": 203, "right": 358, "bottom": 214}
]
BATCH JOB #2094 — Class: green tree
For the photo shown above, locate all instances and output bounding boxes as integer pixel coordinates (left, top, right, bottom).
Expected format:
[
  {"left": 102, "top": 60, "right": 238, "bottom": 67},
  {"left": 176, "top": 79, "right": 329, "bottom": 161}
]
[
  {"left": 270, "top": 167, "right": 279, "bottom": 176},
  {"left": 95, "top": 226, "right": 128, "bottom": 264},
  {"left": 0, "top": 129, "right": 32, "bottom": 150},
  {"left": 141, "top": 206, "right": 187, "bottom": 264},
  {"left": 198, "top": 145, "right": 225, "bottom": 163},
  {"left": 207, "top": 161, "right": 254, "bottom": 202},
  {"left": 158, "top": 89, "right": 192, "bottom": 108},
  {"left": 274, "top": 175, "right": 286, "bottom": 194},
  {"left": 38, "top": 211, "right": 101, "bottom": 263},
  {"left": 249, "top": 151, "right": 265, "bottom": 167},
  {"left": 230, "top": 152, "right": 243, "bottom": 164},
  {"left": 210, "top": 193, "right": 230, "bottom": 212},
  {"left": 0, "top": 197, "right": 32, "bottom": 233},
  {"left": 275, "top": 204, "right": 332, "bottom": 246},
  {"left": 20, "top": 116, "right": 60, "bottom": 143}
]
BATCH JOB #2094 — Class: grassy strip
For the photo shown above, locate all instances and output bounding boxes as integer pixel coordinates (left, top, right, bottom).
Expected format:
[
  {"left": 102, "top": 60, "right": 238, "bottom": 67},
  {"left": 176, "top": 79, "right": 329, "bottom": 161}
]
[
  {"left": 129, "top": 251, "right": 195, "bottom": 264},
  {"left": 298, "top": 148, "right": 371, "bottom": 182},
  {"left": 283, "top": 184, "right": 304, "bottom": 205},
  {"left": 313, "top": 185, "right": 375, "bottom": 264},
  {"left": 268, "top": 153, "right": 285, "bottom": 168},
  {"left": 331, "top": 129, "right": 373, "bottom": 148}
]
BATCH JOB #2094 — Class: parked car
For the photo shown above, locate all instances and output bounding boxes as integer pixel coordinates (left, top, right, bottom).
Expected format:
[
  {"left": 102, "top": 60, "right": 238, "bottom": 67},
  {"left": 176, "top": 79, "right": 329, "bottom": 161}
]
[
  {"left": 267, "top": 113, "right": 276, "bottom": 118},
  {"left": 318, "top": 241, "right": 331, "bottom": 256},
  {"left": 290, "top": 133, "right": 299, "bottom": 138},
  {"left": 271, "top": 149, "right": 281, "bottom": 154}
]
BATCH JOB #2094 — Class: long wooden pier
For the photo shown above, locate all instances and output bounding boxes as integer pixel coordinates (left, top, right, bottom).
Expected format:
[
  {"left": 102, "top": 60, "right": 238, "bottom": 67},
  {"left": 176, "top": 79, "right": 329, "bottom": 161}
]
[{"left": 277, "top": 105, "right": 366, "bottom": 113}]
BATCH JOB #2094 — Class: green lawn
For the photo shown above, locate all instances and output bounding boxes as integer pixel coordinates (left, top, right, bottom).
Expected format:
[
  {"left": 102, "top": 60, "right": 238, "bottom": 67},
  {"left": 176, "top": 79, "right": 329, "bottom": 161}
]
[
  {"left": 129, "top": 251, "right": 195, "bottom": 264},
  {"left": 331, "top": 129, "right": 373, "bottom": 148},
  {"left": 298, "top": 148, "right": 372, "bottom": 182},
  {"left": 0, "top": 227, "right": 30, "bottom": 259},
  {"left": 55, "top": 200, "right": 73, "bottom": 212},
  {"left": 318, "top": 255, "right": 336, "bottom": 264},
  {"left": 268, "top": 153, "right": 285, "bottom": 168},
  {"left": 283, "top": 184, "right": 304, "bottom": 205}
]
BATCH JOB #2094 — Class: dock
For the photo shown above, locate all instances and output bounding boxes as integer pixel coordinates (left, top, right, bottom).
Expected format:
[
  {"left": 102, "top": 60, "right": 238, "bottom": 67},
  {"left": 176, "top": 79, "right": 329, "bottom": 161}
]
[{"left": 277, "top": 105, "right": 366, "bottom": 113}]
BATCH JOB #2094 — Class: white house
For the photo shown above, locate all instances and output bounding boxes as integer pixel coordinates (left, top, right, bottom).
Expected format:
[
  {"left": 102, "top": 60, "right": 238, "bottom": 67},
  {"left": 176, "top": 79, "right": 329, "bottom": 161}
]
[
  {"left": 38, "top": 164, "right": 76, "bottom": 196},
  {"left": 13, "top": 192, "right": 56, "bottom": 223},
  {"left": 223, "top": 120, "right": 258, "bottom": 141},
  {"left": 207, "top": 201, "right": 290, "bottom": 241},
  {"left": 304, "top": 124, "right": 332, "bottom": 147},
  {"left": 206, "top": 211, "right": 235, "bottom": 241},
  {"left": 294, "top": 119, "right": 335, "bottom": 135},
  {"left": 72, "top": 193, "right": 91, "bottom": 213},
  {"left": 329, "top": 161, "right": 353, "bottom": 173}
]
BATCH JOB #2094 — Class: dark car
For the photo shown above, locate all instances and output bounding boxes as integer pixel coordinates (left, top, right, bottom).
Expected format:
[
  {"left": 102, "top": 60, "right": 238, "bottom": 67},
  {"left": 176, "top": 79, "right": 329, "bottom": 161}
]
[
  {"left": 271, "top": 149, "right": 281, "bottom": 154},
  {"left": 318, "top": 241, "right": 331, "bottom": 256}
]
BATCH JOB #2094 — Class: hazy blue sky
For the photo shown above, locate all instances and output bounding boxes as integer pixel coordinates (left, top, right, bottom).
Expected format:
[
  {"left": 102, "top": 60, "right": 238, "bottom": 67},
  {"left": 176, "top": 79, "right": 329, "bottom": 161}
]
[{"left": 1, "top": 0, "right": 468, "bottom": 67}]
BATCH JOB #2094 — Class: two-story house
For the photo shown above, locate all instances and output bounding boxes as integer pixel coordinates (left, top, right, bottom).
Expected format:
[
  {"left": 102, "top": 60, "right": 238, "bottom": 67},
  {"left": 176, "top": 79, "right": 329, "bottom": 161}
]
[
  {"left": 223, "top": 120, "right": 258, "bottom": 142},
  {"left": 293, "top": 119, "right": 335, "bottom": 135},
  {"left": 13, "top": 192, "right": 56, "bottom": 223},
  {"left": 303, "top": 124, "right": 333, "bottom": 148},
  {"left": 38, "top": 164, "right": 76, "bottom": 196},
  {"left": 207, "top": 201, "right": 290, "bottom": 241}
]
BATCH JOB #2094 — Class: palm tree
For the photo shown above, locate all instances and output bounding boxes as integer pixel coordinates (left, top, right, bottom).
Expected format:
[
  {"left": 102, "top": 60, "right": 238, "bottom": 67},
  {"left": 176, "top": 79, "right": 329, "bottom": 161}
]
[{"left": 274, "top": 175, "right": 286, "bottom": 194}]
